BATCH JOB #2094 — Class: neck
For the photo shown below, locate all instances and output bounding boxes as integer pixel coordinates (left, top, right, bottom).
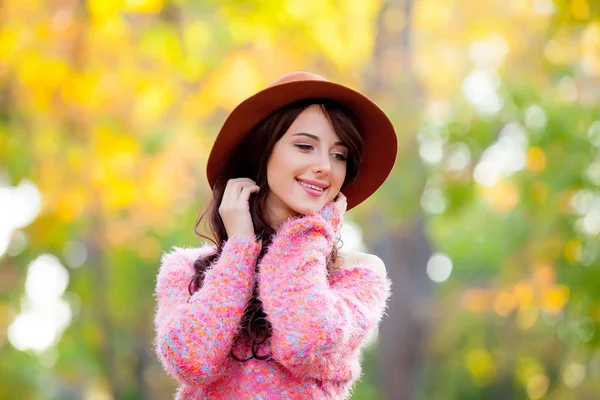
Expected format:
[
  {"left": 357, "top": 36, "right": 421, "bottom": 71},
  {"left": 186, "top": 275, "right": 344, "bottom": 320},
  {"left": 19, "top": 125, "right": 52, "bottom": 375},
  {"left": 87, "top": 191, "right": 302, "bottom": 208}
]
[{"left": 264, "top": 193, "right": 298, "bottom": 229}]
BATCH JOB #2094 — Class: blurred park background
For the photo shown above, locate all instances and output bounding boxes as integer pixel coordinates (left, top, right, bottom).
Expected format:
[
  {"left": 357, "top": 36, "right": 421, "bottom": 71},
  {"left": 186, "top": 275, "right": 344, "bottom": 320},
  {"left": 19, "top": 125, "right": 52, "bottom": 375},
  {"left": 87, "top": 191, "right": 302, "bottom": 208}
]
[{"left": 1, "top": 0, "right": 600, "bottom": 399}]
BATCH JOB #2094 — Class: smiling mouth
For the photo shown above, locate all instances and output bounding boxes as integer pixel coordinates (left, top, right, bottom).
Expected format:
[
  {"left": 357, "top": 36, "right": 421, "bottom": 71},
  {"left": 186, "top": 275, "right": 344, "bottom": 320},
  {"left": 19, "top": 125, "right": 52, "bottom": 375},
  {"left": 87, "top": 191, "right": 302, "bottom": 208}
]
[
  {"left": 298, "top": 181, "right": 323, "bottom": 192},
  {"left": 296, "top": 179, "right": 328, "bottom": 192}
]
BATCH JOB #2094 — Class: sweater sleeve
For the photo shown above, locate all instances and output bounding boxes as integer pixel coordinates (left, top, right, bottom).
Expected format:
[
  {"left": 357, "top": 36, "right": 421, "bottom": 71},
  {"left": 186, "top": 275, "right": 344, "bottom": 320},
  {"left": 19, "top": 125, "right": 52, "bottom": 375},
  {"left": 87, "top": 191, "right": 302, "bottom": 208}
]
[
  {"left": 258, "top": 209, "right": 392, "bottom": 381},
  {"left": 153, "top": 235, "right": 262, "bottom": 387}
]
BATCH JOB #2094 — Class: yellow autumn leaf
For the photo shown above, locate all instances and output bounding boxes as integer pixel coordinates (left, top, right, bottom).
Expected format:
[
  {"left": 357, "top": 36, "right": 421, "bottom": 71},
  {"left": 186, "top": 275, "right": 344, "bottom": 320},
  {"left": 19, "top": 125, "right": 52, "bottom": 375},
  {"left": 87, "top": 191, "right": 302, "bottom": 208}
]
[
  {"left": 137, "top": 236, "right": 161, "bottom": 260},
  {"left": 103, "top": 178, "right": 137, "bottom": 209},
  {"left": 516, "top": 306, "right": 538, "bottom": 330},
  {"left": 530, "top": 181, "right": 548, "bottom": 204},
  {"left": 33, "top": 127, "right": 62, "bottom": 158},
  {"left": 61, "top": 72, "right": 102, "bottom": 109},
  {"left": 0, "top": 28, "right": 19, "bottom": 63},
  {"left": 105, "top": 219, "right": 138, "bottom": 247},
  {"left": 141, "top": 163, "right": 175, "bottom": 209},
  {"left": 93, "top": 126, "right": 139, "bottom": 160},
  {"left": 87, "top": 0, "right": 124, "bottom": 21},
  {"left": 532, "top": 261, "right": 556, "bottom": 287},
  {"left": 541, "top": 285, "right": 569, "bottom": 315},
  {"left": 516, "top": 356, "right": 544, "bottom": 384},
  {"left": 55, "top": 186, "right": 89, "bottom": 222},
  {"left": 532, "top": 262, "right": 555, "bottom": 288},
  {"left": 479, "top": 178, "right": 520, "bottom": 212},
  {"left": 183, "top": 21, "right": 211, "bottom": 52},
  {"left": 310, "top": 2, "right": 375, "bottom": 71},
  {"left": 67, "top": 146, "right": 86, "bottom": 171},
  {"left": 465, "top": 348, "right": 496, "bottom": 385},
  {"left": 527, "top": 374, "right": 550, "bottom": 399},
  {"left": 88, "top": 16, "right": 131, "bottom": 50},
  {"left": 494, "top": 290, "right": 518, "bottom": 316},
  {"left": 563, "top": 239, "right": 582, "bottom": 264},
  {"left": 123, "top": 0, "right": 163, "bottom": 13},
  {"left": 581, "top": 22, "right": 600, "bottom": 76},
  {"left": 513, "top": 281, "right": 535, "bottom": 307},
  {"left": 463, "top": 288, "right": 490, "bottom": 313},
  {"left": 14, "top": 51, "right": 48, "bottom": 89},
  {"left": 30, "top": 89, "right": 53, "bottom": 112},
  {"left": 201, "top": 52, "right": 264, "bottom": 112},
  {"left": 571, "top": 0, "right": 590, "bottom": 20},
  {"left": 133, "top": 83, "right": 176, "bottom": 128},
  {"left": 527, "top": 147, "right": 547, "bottom": 172}
]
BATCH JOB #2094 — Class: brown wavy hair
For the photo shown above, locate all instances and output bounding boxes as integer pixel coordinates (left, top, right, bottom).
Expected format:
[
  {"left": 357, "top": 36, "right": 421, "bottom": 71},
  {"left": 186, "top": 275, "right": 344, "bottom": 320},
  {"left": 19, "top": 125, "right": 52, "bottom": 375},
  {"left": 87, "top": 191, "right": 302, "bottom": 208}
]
[{"left": 189, "top": 99, "right": 364, "bottom": 362}]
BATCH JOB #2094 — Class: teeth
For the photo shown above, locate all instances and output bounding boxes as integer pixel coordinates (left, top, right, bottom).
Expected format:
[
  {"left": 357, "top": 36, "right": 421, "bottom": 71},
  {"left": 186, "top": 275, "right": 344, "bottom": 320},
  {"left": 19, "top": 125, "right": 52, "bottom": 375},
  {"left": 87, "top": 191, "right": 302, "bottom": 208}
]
[{"left": 298, "top": 180, "right": 323, "bottom": 191}]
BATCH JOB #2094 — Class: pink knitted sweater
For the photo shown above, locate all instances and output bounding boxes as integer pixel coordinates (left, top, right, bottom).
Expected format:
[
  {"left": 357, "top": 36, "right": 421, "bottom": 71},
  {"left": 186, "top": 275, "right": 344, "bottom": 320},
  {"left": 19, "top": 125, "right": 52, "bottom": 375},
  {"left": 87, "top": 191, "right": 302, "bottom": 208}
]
[{"left": 153, "top": 203, "right": 392, "bottom": 399}]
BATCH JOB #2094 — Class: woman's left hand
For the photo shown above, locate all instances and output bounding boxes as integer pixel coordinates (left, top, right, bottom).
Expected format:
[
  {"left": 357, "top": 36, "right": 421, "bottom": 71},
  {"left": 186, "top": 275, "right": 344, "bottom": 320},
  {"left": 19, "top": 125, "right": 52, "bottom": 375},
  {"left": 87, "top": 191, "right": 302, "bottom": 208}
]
[
  {"left": 316, "top": 192, "right": 346, "bottom": 238},
  {"left": 332, "top": 192, "right": 347, "bottom": 216}
]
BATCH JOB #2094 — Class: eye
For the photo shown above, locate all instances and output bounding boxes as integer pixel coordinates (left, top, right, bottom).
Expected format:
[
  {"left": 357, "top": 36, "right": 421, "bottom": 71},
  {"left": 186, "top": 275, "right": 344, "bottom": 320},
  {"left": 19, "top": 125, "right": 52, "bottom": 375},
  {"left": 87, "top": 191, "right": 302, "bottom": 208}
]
[
  {"left": 332, "top": 153, "right": 347, "bottom": 162},
  {"left": 294, "top": 144, "right": 313, "bottom": 151}
]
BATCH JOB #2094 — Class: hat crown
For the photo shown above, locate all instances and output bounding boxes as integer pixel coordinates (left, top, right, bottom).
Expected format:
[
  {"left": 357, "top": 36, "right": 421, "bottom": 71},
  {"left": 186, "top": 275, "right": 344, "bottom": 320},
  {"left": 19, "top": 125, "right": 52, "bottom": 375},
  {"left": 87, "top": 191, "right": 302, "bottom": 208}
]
[{"left": 266, "top": 71, "right": 328, "bottom": 88}]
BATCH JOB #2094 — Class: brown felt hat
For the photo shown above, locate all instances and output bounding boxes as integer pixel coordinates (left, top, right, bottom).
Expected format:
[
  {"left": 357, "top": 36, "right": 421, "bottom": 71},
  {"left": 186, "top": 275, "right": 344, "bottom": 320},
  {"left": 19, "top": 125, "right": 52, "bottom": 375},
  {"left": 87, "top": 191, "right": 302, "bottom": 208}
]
[{"left": 206, "top": 71, "right": 398, "bottom": 211}]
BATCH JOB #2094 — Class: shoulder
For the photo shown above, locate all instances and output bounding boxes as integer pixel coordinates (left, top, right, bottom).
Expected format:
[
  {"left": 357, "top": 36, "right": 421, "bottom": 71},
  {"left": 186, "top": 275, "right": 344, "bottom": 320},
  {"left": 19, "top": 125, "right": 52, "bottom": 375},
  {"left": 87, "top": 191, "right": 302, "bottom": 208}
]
[
  {"left": 332, "top": 251, "right": 392, "bottom": 302},
  {"left": 159, "top": 243, "right": 217, "bottom": 274},
  {"left": 334, "top": 251, "right": 387, "bottom": 277}
]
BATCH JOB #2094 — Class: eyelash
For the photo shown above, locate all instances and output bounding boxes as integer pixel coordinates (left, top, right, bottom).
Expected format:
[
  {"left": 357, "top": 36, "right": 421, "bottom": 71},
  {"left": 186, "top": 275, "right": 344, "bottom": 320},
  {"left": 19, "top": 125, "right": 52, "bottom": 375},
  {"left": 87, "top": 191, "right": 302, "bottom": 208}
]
[{"left": 294, "top": 144, "right": 347, "bottom": 162}]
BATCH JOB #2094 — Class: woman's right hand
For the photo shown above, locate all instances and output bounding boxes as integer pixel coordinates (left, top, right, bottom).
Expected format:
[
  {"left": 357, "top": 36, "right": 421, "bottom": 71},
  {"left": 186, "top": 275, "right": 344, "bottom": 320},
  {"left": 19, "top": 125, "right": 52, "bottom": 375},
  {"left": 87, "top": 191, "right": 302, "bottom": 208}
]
[{"left": 218, "top": 178, "right": 260, "bottom": 240}]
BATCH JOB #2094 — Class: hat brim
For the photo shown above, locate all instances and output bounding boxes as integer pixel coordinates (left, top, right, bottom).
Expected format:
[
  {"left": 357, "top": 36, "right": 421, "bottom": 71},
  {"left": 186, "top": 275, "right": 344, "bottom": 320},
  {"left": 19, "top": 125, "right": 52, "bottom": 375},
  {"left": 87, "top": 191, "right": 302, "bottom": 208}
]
[{"left": 206, "top": 79, "right": 398, "bottom": 211}]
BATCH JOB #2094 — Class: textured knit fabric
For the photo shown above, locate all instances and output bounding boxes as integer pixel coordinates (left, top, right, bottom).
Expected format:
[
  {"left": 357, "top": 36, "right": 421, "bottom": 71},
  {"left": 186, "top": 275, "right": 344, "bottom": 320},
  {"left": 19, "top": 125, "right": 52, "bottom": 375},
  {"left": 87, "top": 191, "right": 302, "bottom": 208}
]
[{"left": 153, "top": 202, "right": 392, "bottom": 399}]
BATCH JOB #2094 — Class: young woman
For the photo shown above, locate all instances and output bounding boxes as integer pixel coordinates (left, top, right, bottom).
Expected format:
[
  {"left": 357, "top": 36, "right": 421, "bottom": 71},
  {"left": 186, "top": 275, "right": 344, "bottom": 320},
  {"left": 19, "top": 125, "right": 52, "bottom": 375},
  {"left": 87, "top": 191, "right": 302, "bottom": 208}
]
[{"left": 153, "top": 72, "right": 398, "bottom": 399}]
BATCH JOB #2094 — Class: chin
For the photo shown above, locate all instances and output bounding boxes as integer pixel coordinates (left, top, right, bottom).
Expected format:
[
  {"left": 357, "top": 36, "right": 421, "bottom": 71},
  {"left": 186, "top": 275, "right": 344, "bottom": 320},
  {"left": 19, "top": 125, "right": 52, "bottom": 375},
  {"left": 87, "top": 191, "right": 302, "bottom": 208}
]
[{"left": 289, "top": 201, "right": 324, "bottom": 216}]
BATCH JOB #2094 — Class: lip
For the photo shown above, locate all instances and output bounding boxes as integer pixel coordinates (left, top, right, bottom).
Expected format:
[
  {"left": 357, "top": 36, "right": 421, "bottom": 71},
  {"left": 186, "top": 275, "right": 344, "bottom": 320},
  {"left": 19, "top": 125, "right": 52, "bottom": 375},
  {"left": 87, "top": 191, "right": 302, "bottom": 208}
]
[
  {"left": 296, "top": 178, "right": 329, "bottom": 189},
  {"left": 296, "top": 179, "right": 326, "bottom": 197}
]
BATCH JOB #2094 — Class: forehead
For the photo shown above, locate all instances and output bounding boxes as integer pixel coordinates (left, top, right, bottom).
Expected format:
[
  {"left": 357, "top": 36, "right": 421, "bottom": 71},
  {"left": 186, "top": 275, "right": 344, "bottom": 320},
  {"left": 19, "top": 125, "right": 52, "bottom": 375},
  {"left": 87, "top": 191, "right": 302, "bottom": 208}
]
[{"left": 282, "top": 104, "right": 340, "bottom": 141}]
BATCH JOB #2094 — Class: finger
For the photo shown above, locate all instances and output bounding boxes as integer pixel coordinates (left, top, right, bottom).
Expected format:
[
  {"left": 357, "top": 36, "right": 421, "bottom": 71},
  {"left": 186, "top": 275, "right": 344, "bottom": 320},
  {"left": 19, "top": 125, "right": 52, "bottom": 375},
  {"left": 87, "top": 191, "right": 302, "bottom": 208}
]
[
  {"left": 228, "top": 177, "right": 255, "bottom": 182},
  {"left": 223, "top": 179, "right": 257, "bottom": 202},
  {"left": 231, "top": 180, "right": 258, "bottom": 194},
  {"left": 238, "top": 185, "right": 260, "bottom": 203},
  {"left": 224, "top": 178, "right": 256, "bottom": 193},
  {"left": 222, "top": 182, "right": 240, "bottom": 206},
  {"left": 227, "top": 178, "right": 256, "bottom": 187},
  {"left": 335, "top": 192, "right": 347, "bottom": 212}
]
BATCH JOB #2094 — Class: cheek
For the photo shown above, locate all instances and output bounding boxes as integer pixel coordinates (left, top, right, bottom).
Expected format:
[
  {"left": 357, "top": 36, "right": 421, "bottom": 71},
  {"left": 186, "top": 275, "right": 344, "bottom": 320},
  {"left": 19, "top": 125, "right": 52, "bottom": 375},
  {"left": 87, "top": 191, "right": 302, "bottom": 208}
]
[
  {"left": 332, "top": 164, "right": 347, "bottom": 188},
  {"left": 266, "top": 154, "right": 296, "bottom": 190},
  {"left": 269, "top": 151, "right": 303, "bottom": 179}
]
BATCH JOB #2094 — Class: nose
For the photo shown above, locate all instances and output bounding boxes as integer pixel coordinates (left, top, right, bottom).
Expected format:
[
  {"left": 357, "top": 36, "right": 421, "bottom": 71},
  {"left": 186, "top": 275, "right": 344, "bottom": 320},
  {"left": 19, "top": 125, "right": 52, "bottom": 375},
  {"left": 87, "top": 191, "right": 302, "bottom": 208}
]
[{"left": 312, "top": 153, "right": 331, "bottom": 176}]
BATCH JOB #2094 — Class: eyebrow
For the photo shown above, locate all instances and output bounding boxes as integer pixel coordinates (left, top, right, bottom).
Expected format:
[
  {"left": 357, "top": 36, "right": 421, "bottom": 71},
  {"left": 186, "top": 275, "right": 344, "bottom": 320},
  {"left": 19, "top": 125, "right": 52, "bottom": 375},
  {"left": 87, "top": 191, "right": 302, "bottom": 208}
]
[{"left": 292, "top": 132, "right": 347, "bottom": 147}]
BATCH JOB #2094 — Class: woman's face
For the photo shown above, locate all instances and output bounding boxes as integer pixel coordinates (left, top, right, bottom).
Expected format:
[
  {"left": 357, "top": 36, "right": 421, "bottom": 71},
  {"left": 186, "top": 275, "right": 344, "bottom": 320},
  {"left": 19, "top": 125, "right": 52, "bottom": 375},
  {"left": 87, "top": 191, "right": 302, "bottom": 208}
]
[{"left": 265, "top": 104, "right": 348, "bottom": 222}]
